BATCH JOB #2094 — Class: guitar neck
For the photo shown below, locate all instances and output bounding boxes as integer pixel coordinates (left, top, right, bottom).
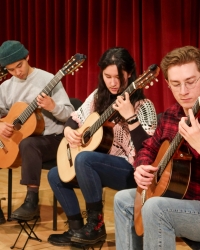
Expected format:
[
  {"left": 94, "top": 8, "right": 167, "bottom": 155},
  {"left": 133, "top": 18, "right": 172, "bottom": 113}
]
[
  {"left": 14, "top": 70, "right": 65, "bottom": 126},
  {"left": 88, "top": 82, "right": 136, "bottom": 137},
  {"left": 158, "top": 97, "right": 200, "bottom": 175},
  {"left": 88, "top": 67, "right": 157, "bottom": 137}
]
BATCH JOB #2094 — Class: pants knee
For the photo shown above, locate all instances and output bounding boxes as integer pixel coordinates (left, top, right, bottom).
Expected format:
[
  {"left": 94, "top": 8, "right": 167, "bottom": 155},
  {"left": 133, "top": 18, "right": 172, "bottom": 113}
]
[
  {"left": 142, "top": 196, "right": 164, "bottom": 219},
  {"left": 19, "top": 137, "right": 37, "bottom": 152},
  {"left": 114, "top": 190, "right": 124, "bottom": 206},
  {"left": 75, "top": 151, "right": 90, "bottom": 172},
  {"left": 48, "top": 167, "right": 59, "bottom": 186}
]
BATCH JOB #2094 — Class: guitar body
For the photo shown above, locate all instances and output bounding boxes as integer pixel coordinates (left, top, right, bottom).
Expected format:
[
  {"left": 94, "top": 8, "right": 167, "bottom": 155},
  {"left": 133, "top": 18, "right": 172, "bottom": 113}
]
[
  {"left": 0, "top": 102, "right": 44, "bottom": 169},
  {"left": 134, "top": 140, "right": 191, "bottom": 236},
  {"left": 57, "top": 112, "right": 114, "bottom": 183}
]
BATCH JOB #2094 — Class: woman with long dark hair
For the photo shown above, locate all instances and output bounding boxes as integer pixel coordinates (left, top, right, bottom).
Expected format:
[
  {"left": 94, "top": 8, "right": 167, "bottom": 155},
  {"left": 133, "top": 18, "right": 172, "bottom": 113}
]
[{"left": 47, "top": 47, "right": 157, "bottom": 247}]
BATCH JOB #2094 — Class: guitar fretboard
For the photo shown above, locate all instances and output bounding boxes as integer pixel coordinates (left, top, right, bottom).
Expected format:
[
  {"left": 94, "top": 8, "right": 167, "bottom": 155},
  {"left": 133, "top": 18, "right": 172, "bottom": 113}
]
[
  {"left": 84, "top": 65, "right": 158, "bottom": 140},
  {"left": 13, "top": 70, "right": 65, "bottom": 126},
  {"left": 158, "top": 97, "right": 200, "bottom": 175}
]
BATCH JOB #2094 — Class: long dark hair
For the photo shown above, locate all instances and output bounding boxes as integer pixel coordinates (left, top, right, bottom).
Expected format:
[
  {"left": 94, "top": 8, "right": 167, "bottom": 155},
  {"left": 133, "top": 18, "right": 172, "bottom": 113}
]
[{"left": 94, "top": 47, "right": 145, "bottom": 114}]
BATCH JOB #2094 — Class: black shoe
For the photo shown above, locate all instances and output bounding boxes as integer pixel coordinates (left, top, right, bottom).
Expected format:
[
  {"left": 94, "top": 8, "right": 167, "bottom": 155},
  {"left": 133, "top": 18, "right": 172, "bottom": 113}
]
[
  {"left": 71, "top": 210, "right": 107, "bottom": 245},
  {"left": 0, "top": 208, "right": 6, "bottom": 225},
  {"left": 48, "top": 219, "right": 84, "bottom": 246},
  {"left": 11, "top": 191, "right": 39, "bottom": 221},
  {"left": 48, "top": 229, "right": 78, "bottom": 246}
]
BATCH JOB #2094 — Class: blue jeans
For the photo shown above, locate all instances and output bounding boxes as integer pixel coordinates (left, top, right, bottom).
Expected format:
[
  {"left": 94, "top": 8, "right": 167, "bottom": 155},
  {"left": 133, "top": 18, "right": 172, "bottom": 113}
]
[
  {"left": 114, "top": 189, "right": 200, "bottom": 250},
  {"left": 114, "top": 189, "right": 143, "bottom": 250},
  {"left": 48, "top": 151, "right": 135, "bottom": 217}
]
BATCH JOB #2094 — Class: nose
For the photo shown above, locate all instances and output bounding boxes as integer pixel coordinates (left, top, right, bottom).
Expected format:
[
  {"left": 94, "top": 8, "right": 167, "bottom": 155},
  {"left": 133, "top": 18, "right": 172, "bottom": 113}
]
[
  {"left": 15, "top": 68, "right": 21, "bottom": 76},
  {"left": 110, "top": 77, "right": 117, "bottom": 86},
  {"left": 179, "top": 83, "right": 189, "bottom": 95}
]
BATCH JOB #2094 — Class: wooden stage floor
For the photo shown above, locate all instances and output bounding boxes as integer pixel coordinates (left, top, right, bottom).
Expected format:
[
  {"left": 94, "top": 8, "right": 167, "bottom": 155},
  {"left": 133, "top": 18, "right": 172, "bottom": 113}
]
[{"left": 0, "top": 167, "right": 190, "bottom": 250}]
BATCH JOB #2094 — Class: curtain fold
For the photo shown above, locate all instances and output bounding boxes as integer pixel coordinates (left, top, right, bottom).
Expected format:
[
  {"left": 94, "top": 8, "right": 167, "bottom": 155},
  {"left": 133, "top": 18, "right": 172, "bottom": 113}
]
[{"left": 0, "top": 0, "right": 200, "bottom": 113}]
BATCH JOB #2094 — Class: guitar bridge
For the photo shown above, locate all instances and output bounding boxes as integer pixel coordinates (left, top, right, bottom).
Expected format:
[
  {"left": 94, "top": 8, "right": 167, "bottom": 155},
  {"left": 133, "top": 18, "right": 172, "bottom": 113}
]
[
  {"left": 141, "top": 190, "right": 146, "bottom": 205},
  {"left": 66, "top": 143, "right": 73, "bottom": 167},
  {"left": 0, "top": 140, "right": 8, "bottom": 153}
]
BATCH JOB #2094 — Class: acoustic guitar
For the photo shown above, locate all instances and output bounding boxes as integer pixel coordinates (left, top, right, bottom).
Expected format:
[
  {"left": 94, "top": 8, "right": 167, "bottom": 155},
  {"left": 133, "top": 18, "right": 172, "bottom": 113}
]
[
  {"left": 0, "top": 53, "right": 86, "bottom": 169},
  {"left": 57, "top": 64, "right": 160, "bottom": 183},
  {"left": 134, "top": 97, "right": 200, "bottom": 236}
]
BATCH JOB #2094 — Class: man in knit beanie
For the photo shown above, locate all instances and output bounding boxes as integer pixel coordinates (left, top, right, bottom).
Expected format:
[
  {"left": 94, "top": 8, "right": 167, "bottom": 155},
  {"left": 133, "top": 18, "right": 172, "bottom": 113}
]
[
  {"left": 0, "top": 40, "right": 29, "bottom": 68},
  {"left": 0, "top": 40, "right": 74, "bottom": 221}
]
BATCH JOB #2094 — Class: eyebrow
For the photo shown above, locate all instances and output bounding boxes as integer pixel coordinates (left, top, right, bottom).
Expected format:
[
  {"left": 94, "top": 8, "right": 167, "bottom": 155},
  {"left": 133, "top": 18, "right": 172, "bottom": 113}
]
[
  {"left": 6, "top": 61, "right": 22, "bottom": 70},
  {"left": 104, "top": 72, "right": 119, "bottom": 77},
  {"left": 170, "top": 76, "right": 196, "bottom": 83}
]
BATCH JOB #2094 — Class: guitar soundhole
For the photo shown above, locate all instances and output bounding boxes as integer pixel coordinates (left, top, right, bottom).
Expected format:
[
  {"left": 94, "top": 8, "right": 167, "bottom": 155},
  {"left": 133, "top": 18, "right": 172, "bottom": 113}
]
[
  {"left": 156, "top": 167, "right": 162, "bottom": 182},
  {"left": 13, "top": 119, "right": 22, "bottom": 131},
  {"left": 82, "top": 130, "right": 91, "bottom": 145}
]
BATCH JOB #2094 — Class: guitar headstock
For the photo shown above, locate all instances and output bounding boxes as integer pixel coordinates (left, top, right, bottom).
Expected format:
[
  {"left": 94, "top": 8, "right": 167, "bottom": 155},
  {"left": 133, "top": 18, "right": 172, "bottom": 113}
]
[
  {"left": 61, "top": 53, "right": 87, "bottom": 76},
  {"left": 134, "top": 64, "right": 160, "bottom": 89},
  {"left": 0, "top": 65, "right": 8, "bottom": 81}
]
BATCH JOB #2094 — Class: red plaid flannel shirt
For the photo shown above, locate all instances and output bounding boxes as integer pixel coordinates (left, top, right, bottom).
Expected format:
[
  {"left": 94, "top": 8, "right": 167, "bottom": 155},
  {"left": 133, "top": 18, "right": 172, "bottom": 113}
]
[{"left": 134, "top": 102, "right": 200, "bottom": 200}]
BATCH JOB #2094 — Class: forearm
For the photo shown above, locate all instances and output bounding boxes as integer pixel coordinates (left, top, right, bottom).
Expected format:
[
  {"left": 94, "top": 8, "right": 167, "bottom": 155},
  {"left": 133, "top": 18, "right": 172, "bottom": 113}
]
[
  {"left": 64, "top": 116, "right": 79, "bottom": 129},
  {"left": 130, "top": 124, "right": 150, "bottom": 152}
]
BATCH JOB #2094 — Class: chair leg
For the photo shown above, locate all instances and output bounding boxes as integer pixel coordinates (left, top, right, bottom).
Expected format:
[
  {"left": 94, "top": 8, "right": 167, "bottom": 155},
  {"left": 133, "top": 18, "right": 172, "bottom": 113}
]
[
  {"left": 7, "top": 168, "right": 12, "bottom": 221},
  {"left": 53, "top": 194, "right": 57, "bottom": 231},
  {"left": 10, "top": 216, "right": 42, "bottom": 250}
]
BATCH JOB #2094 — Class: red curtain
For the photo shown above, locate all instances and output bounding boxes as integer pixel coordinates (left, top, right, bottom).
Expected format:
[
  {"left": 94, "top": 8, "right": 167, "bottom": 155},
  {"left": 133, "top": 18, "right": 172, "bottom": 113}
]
[{"left": 0, "top": 0, "right": 200, "bottom": 114}]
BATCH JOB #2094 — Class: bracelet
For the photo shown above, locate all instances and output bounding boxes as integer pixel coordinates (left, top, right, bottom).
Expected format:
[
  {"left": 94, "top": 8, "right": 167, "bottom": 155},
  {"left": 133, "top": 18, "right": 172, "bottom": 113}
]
[
  {"left": 125, "top": 114, "right": 137, "bottom": 122},
  {"left": 127, "top": 116, "right": 139, "bottom": 124}
]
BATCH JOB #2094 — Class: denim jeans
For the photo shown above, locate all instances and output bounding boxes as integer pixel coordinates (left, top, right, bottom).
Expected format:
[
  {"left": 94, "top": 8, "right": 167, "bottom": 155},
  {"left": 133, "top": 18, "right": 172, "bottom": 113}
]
[
  {"left": 48, "top": 151, "right": 136, "bottom": 217},
  {"left": 114, "top": 189, "right": 200, "bottom": 250},
  {"left": 114, "top": 189, "right": 143, "bottom": 250}
]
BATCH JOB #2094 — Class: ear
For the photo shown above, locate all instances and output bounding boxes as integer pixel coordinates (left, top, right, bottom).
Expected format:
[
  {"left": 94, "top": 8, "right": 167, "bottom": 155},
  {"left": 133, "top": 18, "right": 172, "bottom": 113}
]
[
  {"left": 26, "top": 55, "right": 29, "bottom": 62},
  {"left": 165, "top": 79, "right": 171, "bottom": 90}
]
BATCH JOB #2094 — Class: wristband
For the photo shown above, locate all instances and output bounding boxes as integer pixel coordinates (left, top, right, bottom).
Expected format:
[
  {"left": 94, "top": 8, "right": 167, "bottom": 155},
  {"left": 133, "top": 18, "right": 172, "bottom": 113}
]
[
  {"left": 127, "top": 116, "right": 139, "bottom": 124},
  {"left": 126, "top": 114, "right": 137, "bottom": 122}
]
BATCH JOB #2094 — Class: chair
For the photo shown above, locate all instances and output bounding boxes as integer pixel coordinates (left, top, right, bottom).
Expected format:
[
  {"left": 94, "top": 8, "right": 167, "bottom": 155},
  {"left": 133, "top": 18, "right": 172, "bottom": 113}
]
[{"left": 69, "top": 97, "right": 83, "bottom": 111}]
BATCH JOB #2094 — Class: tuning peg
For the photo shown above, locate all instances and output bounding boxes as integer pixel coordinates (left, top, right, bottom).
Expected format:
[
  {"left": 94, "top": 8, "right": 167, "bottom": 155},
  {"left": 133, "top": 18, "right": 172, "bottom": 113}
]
[
  {"left": 75, "top": 69, "right": 79, "bottom": 72},
  {"left": 145, "top": 86, "right": 150, "bottom": 89},
  {"left": 150, "top": 82, "right": 154, "bottom": 86},
  {"left": 72, "top": 72, "right": 74, "bottom": 75},
  {"left": 155, "top": 78, "right": 158, "bottom": 82}
]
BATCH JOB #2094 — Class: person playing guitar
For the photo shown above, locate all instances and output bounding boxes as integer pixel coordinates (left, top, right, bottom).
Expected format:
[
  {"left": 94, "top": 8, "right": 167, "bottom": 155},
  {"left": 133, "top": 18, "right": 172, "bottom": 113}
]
[
  {"left": 0, "top": 40, "right": 74, "bottom": 221},
  {"left": 47, "top": 47, "right": 157, "bottom": 247},
  {"left": 114, "top": 45, "right": 200, "bottom": 250}
]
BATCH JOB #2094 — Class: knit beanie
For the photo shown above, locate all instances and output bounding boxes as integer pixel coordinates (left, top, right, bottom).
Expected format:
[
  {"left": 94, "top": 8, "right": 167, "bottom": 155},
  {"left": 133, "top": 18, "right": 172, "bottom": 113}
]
[{"left": 0, "top": 40, "right": 29, "bottom": 67}]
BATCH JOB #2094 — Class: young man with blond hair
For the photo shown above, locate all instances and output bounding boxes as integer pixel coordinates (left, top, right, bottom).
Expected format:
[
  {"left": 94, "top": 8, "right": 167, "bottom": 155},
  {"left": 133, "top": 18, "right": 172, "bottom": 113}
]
[{"left": 114, "top": 45, "right": 200, "bottom": 250}]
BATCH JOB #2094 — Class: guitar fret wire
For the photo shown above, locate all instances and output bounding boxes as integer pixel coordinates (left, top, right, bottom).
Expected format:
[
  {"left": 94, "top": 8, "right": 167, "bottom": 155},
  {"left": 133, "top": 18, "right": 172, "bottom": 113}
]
[
  {"left": 15, "top": 71, "right": 64, "bottom": 125},
  {"left": 88, "top": 70, "right": 154, "bottom": 136},
  {"left": 158, "top": 98, "right": 200, "bottom": 176}
]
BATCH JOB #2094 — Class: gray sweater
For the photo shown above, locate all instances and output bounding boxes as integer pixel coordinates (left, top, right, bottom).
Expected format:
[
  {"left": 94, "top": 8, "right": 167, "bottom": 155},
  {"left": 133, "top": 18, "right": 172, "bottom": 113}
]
[{"left": 0, "top": 68, "right": 74, "bottom": 135}]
